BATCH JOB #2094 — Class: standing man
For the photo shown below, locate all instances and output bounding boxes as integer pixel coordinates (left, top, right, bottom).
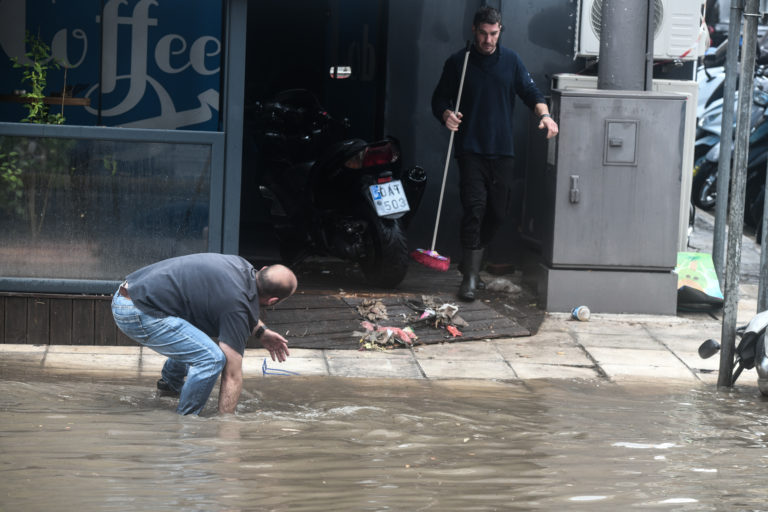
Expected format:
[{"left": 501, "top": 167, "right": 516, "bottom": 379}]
[
  {"left": 111, "top": 253, "right": 297, "bottom": 415},
  {"left": 432, "top": 6, "right": 559, "bottom": 301}
]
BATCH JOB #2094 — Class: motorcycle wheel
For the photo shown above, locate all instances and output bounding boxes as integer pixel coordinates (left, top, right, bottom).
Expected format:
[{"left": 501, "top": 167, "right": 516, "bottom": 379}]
[
  {"left": 359, "top": 216, "right": 409, "bottom": 288},
  {"left": 693, "top": 161, "right": 717, "bottom": 210}
]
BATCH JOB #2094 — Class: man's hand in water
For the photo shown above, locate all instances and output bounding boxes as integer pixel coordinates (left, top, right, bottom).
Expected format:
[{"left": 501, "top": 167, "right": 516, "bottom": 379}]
[{"left": 260, "top": 329, "right": 290, "bottom": 362}]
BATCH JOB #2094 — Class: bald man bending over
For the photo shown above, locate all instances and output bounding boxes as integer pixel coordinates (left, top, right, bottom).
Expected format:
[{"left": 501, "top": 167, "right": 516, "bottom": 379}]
[{"left": 111, "top": 253, "right": 297, "bottom": 415}]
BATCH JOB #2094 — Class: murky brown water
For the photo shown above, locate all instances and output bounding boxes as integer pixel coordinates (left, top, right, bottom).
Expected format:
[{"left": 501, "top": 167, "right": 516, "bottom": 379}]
[{"left": 3, "top": 371, "right": 768, "bottom": 511}]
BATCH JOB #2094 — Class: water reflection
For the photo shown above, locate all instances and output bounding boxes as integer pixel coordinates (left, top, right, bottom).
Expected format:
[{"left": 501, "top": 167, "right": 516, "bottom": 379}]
[{"left": 3, "top": 373, "right": 768, "bottom": 511}]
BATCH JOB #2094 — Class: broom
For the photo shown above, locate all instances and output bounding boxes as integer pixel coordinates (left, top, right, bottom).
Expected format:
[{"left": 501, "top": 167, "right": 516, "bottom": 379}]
[{"left": 410, "top": 41, "right": 471, "bottom": 272}]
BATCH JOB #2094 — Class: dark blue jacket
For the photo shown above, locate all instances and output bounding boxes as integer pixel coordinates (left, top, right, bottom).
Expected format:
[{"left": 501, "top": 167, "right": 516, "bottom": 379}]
[{"left": 431, "top": 44, "right": 545, "bottom": 157}]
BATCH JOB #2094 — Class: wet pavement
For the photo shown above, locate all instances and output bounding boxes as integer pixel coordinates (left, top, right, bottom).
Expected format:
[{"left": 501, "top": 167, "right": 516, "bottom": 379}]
[{"left": 1, "top": 210, "right": 765, "bottom": 390}]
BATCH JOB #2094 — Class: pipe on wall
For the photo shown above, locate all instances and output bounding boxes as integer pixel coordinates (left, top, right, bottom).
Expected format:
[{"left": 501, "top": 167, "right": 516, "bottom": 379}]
[{"left": 597, "top": 0, "right": 651, "bottom": 90}]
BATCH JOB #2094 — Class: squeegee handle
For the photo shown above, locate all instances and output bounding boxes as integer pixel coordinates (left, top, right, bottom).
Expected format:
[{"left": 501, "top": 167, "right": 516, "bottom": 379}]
[{"left": 431, "top": 42, "right": 471, "bottom": 252}]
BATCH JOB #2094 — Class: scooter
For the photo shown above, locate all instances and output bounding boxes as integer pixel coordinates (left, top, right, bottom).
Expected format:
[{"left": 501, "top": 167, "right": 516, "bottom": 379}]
[
  {"left": 691, "top": 76, "right": 768, "bottom": 211},
  {"left": 698, "top": 310, "right": 768, "bottom": 394},
  {"left": 246, "top": 89, "right": 426, "bottom": 288},
  {"left": 696, "top": 64, "right": 726, "bottom": 120}
]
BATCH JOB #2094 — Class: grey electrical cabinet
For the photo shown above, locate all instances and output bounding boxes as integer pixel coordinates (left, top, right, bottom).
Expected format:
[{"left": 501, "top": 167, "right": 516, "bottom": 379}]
[{"left": 536, "top": 89, "right": 686, "bottom": 314}]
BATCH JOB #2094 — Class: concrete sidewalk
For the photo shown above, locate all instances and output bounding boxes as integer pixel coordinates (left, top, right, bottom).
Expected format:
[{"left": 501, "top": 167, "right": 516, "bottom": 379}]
[
  {"left": 0, "top": 304, "right": 750, "bottom": 388},
  {"left": 0, "top": 210, "right": 764, "bottom": 390}
]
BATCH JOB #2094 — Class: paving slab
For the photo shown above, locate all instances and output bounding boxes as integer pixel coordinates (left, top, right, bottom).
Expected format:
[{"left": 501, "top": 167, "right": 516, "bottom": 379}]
[
  {"left": 536, "top": 315, "right": 571, "bottom": 332},
  {"left": 43, "top": 352, "right": 140, "bottom": 373},
  {"left": 0, "top": 351, "right": 46, "bottom": 368},
  {"left": 600, "top": 363, "right": 698, "bottom": 382},
  {"left": 493, "top": 337, "right": 591, "bottom": 365},
  {"left": 501, "top": 329, "right": 574, "bottom": 345},
  {"left": 412, "top": 340, "right": 504, "bottom": 361},
  {"left": 325, "top": 350, "right": 423, "bottom": 379},
  {"left": 586, "top": 347, "right": 688, "bottom": 368},
  {"left": 0, "top": 344, "right": 47, "bottom": 354},
  {"left": 738, "top": 298, "right": 760, "bottom": 325},
  {"left": 246, "top": 356, "right": 328, "bottom": 377},
  {"left": 574, "top": 332, "right": 664, "bottom": 350},
  {"left": 417, "top": 358, "right": 517, "bottom": 380},
  {"left": 558, "top": 314, "right": 683, "bottom": 334},
  {"left": 138, "top": 351, "right": 166, "bottom": 374},
  {"left": 645, "top": 329, "right": 717, "bottom": 350},
  {"left": 509, "top": 362, "right": 600, "bottom": 380},
  {"left": 675, "top": 350, "right": 719, "bottom": 372},
  {"left": 644, "top": 321, "right": 720, "bottom": 339},
  {"left": 0, "top": 345, "right": 47, "bottom": 368},
  {"left": 46, "top": 345, "right": 140, "bottom": 355}
]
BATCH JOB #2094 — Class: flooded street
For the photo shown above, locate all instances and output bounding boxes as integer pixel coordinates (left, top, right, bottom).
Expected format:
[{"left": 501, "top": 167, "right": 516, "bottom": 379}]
[{"left": 3, "top": 372, "right": 768, "bottom": 511}]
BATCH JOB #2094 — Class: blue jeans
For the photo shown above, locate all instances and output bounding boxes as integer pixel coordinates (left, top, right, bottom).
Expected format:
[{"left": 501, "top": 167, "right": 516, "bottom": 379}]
[{"left": 111, "top": 290, "right": 226, "bottom": 415}]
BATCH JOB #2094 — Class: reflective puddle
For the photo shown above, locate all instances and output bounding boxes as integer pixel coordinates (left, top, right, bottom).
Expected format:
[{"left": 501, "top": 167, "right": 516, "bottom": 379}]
[{"left": 2, "top": 369, "right": 768, "bottom": 511}]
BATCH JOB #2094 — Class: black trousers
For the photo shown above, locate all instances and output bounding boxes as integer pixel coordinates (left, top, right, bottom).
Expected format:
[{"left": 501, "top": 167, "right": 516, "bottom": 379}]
[{"left": 457, "top": 154, "right": 515, "bottom": 250}]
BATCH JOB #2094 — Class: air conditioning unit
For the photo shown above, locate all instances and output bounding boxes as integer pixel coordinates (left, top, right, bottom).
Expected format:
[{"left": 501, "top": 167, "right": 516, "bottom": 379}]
[{"left": 575, "top": 0, "right": 707, "bottom": 61}]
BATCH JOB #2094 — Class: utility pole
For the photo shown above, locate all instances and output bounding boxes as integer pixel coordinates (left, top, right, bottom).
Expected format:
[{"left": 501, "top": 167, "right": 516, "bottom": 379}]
[
  {"left": 597, "top": 0, "right": 651, "bottom": 91},
  {"left": 712, "top": 0, "right": 743, "bottom": 281},
  {"left": 719, "top": 0, "right": 761, "bottom": 387}
]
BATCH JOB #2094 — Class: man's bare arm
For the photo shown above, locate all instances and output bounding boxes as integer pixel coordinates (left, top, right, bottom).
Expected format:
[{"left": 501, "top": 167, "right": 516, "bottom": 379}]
[{"left": 218, "top": 342, "right": 243, "bottom": 414}]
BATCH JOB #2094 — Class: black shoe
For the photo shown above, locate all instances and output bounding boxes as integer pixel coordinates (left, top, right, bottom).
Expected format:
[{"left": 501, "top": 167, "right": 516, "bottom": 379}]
[{"left": 156, "top": 379, "right": 180, "bottom": 397}]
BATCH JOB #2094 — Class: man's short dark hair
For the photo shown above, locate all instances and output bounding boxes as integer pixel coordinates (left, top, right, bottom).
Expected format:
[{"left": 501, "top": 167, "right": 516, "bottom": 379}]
[{"left": 474, "top": 6, "right": 502, "bottom": 27}]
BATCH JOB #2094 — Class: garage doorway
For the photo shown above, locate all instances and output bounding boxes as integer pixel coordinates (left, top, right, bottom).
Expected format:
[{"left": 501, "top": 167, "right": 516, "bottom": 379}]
[{"left": 239, "top": 0, "right": 389, "bottom": 262}]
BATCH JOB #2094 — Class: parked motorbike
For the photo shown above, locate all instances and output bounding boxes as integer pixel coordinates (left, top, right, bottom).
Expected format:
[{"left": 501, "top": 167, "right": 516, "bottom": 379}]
[
  {"left": 698, "top": 310, "right": 768, "bottom": 394},
  {"left": 246, "top": 89, "right": 426, "bottom": 288},
  {"left": 691, "top": 73, "right": 768, "bottom": 213},
  {"left": 696, "top": 64, "right": 726, "bottom": 120}
]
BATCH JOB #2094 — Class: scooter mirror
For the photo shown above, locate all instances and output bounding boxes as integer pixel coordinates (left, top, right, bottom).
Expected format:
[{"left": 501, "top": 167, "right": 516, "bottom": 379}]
[{"left": 698, "top": 338, "right": 721, "bottom": 359}]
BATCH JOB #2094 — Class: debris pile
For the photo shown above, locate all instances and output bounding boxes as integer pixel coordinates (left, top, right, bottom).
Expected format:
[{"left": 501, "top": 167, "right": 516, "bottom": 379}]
[
  {"left": 356, "top": 299, "right": 388, "bottom": 322},
  {"left": 354, "top": 296, "right": 469, "bottom": 351},
  {"left": 354, "top": 299, "right": 415, "bottom": 350},
  {"left": 406, "top": 296, "right": 468, "bottom": 330},
  {"left": 354, "top": 321, "right": 418, "bottom": 351}
]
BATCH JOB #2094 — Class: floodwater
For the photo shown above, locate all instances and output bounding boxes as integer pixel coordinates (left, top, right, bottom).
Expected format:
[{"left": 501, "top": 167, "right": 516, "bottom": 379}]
[{"left": 3, "top": 372, "right": 768, "bottom": 512}]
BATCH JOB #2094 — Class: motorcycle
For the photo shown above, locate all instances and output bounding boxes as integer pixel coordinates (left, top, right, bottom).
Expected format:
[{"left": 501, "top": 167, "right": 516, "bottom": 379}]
[
  {"left": 246, "top": 89, "right": 426, "bottom": 288},
  {"left": 696, "top": 64, "right": 726, "bottom": 121},
  {"left": 698, "top": 310, "right": 768, "bottom": 394},
  {"left": 691, "top": 73, "right": 768, "bottom": 212}
]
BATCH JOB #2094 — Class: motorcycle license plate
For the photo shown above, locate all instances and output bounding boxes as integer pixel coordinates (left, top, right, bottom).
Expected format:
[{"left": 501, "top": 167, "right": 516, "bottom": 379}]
[{"left": 369, "top": 180, "right": 410, "bottom": 216}]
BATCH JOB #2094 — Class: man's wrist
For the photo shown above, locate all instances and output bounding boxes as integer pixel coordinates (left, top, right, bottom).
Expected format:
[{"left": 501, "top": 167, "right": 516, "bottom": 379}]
[
  {"left": 254, "top": 325, "right": 266, "bottom": 339},
  {"left": 539, "top": 113, "right": 552, "bottom": 120}
]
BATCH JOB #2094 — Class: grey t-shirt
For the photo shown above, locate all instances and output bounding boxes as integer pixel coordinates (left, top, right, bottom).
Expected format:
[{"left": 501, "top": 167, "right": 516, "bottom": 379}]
[{"left": 125, "top": 253, "right": 260, "bottom": 355}]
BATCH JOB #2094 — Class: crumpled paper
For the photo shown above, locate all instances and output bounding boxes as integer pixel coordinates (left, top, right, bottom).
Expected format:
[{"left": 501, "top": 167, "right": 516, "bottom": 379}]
[
  {"left": 407, "top": 295, "right": 468, "bottom": 328},
  {"left": 485, "top": 277, "right": 523, "bottom": 294}
]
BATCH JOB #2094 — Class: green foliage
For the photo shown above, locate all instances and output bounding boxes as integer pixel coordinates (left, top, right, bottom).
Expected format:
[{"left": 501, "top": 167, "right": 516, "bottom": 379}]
[
  {"left": 2, "top": 31, "right": 74, "bottom": 235},
  {"left": 103, "top": 155, "right": 118, "bottom": 176},
  {"left": 0, "top": 137, "right": 76, "bottom": 236},
  {"left": 11, "top": 31, "right": 65, "bottom": 125},
  {"left": 0, "top": 148, "right": 25, "bottom": 217}
]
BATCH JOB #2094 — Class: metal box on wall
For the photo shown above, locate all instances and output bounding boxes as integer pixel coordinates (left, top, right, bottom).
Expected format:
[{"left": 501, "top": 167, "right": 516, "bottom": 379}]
[{"left": 538, "top": 89, "right": 686, "bottom": 314}]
